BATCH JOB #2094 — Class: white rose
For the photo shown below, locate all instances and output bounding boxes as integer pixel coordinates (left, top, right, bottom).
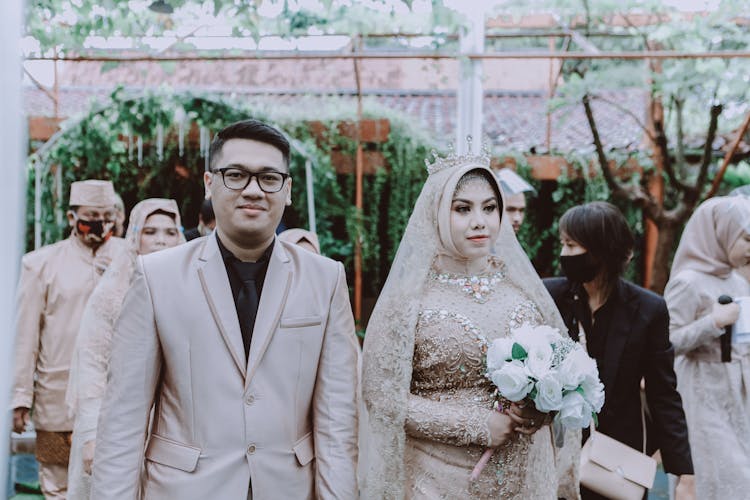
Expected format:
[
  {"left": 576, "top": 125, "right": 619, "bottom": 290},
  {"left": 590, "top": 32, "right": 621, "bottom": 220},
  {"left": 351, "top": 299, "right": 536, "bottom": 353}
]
[
  {"left": 513, "top": 324, "right": 541, "bottom": 350},
  {"left": 534, "top": 325, "right": 564, "bottom": 344},
  {"left": 525, "top": 338, "right": 554, "bottom": 379},
  {"left": 580, "top": 372, "right": 605, "bottom": 413},
  {"left": 533, "top": 372, "right": 564, "bottom": 413},
  {"left": 557, "top": 345, "right": 597, "bottom": 390},
  {"left": 490, "top": 361, "right": 534, "bottom": 402},
  {"left": 558, "top": 391, "right": 593, "bottom": 429},
  {"left": 486, "top": 337, "right": 514, "bottom": 372}
]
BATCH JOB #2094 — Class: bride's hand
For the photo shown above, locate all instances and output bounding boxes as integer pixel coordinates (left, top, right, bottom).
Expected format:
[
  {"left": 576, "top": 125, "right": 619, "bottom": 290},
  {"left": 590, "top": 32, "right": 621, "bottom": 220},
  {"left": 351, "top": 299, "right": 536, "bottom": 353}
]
[
  {"left": 488, "top": 411, "right": 515, "bottom": 446},
  {"left": 508, "top": 403, "right": 548, "bottom": 435}
]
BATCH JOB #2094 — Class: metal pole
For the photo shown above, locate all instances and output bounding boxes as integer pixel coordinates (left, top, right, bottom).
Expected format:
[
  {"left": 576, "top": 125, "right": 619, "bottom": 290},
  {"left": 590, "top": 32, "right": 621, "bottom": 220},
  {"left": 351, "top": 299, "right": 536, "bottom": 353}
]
[
  {"left": 1, "top": 0, "right": 26, "bottom": 491},
  {"left": 24, "top": 49, "right": 750, "bottom": 62},
  {"left": 35, "top": 161, "right": 42, "bottom": 248},
  {"left": 706, "top": 109, "right": 750, "bottom": 199},
  {"left": 304, "top": 160, "right": 316, "bottom": 234},
  {"left": 352, "top": 36, "right": 364, "bottom": 324}
]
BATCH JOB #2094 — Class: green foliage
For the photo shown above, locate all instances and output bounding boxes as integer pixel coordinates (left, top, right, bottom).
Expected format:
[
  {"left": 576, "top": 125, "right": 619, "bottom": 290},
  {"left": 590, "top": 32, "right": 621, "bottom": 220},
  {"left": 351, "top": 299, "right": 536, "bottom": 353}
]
[
  {"left": 510, "top": 151, "right": 646, "bottom": 283},
  {"left": 25, "top": 1, "right": 461, "bottom": 56},
  {"left": 720, "top": 160, "right": 750, "bottom": 191},
  {"left": 28, "top": 89, "right": 437, "bottom": 300},
  {"left": 511, "top": 342, "right": 528, "bottom": 360}
]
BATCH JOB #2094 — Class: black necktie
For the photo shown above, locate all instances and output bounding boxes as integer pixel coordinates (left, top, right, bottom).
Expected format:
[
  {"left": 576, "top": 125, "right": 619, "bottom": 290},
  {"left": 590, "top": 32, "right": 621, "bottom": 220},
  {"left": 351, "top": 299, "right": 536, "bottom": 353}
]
[{"left": 232, "top": 261, "right": 261, "bottom": 358}]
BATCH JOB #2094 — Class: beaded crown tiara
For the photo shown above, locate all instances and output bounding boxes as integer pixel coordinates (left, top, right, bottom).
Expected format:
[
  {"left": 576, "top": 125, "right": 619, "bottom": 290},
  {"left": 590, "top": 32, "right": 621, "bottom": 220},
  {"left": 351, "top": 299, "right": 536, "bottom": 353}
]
[{"left": 424, "top": 136, "right": 491, "bottom": 175}]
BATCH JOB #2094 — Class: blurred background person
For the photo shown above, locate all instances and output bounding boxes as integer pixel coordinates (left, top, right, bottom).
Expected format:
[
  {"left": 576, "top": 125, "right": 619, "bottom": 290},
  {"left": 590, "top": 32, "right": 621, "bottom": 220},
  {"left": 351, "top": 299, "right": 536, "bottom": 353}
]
[
  {"left": 278, "top": 228, "right": 320, "bottom": 254},
  {"left": 184, "top": 198, "right": 215, "bottom": 241},
  {"left": 493, "top": 167, "right": 533, "bottom": 234},
  {"left": 113, "top": 193, "right": 126, "bottom": 238},
  {"left": 10, "top": 180, "right": 125, "bottom": 500},
  {"left": 66, "top": 198, "right": 185, "bottom": 500},
  {"left": 504, "top": 192, "right": 526, "bottom": 234},
  {"left": 664, "top": 196, "right": 750, "bottom": 499},
  {"left": 543, "top": 201, "right": 695, "bottom": 500}
]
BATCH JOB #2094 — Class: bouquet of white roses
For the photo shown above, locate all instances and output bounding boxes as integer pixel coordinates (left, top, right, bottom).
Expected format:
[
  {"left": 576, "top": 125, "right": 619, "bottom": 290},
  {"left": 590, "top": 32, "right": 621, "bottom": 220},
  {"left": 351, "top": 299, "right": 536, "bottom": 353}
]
[{"left": 470, "top": 323, "right": 604, "bottom": 480}]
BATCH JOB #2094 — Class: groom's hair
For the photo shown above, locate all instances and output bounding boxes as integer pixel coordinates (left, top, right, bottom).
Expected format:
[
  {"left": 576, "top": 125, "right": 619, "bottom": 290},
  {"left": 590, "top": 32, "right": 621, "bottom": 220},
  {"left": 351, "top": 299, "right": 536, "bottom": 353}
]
[{"left": 209, "top": 119, "right": 291, "bottom": 172}]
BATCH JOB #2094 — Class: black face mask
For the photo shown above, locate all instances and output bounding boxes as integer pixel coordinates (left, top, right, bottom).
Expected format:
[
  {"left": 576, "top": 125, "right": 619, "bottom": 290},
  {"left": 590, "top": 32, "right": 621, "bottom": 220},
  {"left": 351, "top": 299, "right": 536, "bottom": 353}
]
[
  {"left": 75, "top": 218, "right": 114, "bottom": 243},
  {"left": 560, "top": 252, "right": 599, "bottom": 283}
]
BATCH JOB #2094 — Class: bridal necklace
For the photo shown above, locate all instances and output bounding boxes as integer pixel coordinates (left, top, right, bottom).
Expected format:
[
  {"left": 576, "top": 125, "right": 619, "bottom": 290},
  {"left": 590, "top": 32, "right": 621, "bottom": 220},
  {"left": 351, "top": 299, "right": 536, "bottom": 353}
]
[
  {"left": 433, "top": 271, "right": 505, "bottom": 303},
  {"left": 432, "top": 256, "right": 506, "bottom": 303}
]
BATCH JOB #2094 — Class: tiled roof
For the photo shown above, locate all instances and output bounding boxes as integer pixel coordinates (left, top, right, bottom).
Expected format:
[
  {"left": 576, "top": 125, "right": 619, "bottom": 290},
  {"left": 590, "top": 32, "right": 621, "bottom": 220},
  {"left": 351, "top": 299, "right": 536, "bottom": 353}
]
[{"left": 24, "top": 86, "right": 647, "bottom": 153}]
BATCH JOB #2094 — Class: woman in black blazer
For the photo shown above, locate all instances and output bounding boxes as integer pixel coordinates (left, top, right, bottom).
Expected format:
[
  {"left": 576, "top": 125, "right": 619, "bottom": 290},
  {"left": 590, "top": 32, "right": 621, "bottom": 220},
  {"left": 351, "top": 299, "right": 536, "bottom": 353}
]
[{"left": 543, "top": 202, "right": 694, "bottom": 499}]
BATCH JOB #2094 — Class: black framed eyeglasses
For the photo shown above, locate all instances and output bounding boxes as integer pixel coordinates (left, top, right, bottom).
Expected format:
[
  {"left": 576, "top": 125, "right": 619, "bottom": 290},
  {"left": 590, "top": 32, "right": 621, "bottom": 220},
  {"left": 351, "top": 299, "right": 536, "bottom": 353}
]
[{"left": 213, "top": 167, "right": 290, "bottom": 193}]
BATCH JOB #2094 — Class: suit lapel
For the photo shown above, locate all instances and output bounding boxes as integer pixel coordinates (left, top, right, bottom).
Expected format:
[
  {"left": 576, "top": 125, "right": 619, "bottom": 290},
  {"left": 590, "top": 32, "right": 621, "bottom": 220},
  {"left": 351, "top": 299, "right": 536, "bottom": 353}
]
[
  {"left": 245, "top": 241, "right": 292, "bottom": 388},
  {"left": 601, "top": 282, "right": 639, "bottom": 398},
  {"left": 197, "top": 234, "right": 247, "bottom": 378}
]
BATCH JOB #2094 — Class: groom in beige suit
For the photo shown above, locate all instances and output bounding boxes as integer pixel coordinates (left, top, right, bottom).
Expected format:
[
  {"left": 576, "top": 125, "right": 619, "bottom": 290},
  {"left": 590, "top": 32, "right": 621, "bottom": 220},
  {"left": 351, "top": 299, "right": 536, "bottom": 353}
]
[{"left": 91, "top": 120, "right": 359, "bottom": 499}]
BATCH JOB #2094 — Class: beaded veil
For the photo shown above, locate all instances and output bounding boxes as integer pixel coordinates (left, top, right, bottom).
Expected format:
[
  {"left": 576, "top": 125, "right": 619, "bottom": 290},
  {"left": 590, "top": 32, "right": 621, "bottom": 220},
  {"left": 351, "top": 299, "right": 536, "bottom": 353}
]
[{"left": 360, "top": 149, "right": 580, "bottom": 498}]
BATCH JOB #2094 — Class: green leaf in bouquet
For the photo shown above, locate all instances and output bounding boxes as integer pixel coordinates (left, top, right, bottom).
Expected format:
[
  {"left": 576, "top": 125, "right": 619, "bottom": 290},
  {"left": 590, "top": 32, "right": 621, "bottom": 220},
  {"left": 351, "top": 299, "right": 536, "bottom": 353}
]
[
  {"left": 511, "top": 342, "right": 527, "bottom": 360},
  {"left": 592, "top": 412, "right": 599, "bottom": 428}
]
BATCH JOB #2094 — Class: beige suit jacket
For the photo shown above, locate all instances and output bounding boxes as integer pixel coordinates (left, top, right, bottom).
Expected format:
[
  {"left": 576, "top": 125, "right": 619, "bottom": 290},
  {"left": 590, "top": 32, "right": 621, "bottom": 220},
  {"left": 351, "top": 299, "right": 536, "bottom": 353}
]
[
  {"left": 91, "top": 234, "right": 359, "bottom": 499},
  {"left": 11, "top": 235, "right": 126, "bottom": 431}
]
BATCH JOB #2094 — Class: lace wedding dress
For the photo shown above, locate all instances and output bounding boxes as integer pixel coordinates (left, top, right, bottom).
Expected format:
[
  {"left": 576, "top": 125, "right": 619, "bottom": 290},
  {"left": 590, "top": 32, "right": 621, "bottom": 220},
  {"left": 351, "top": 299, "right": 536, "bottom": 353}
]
[
  {"left": 361, "top": 157, "right": 580, "bottom": 499},
  {"left": 405, "top": 258, "right": 556, "bottom": 498}
]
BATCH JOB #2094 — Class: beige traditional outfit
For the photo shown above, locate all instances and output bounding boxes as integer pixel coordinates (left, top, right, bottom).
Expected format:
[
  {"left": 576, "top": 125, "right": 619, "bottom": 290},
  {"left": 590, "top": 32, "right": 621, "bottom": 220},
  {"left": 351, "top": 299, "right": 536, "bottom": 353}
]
[
  {"left": 278, "top": 228, "right": 320, "bottom": 254},
  {"left": 11, "top": 180, "right": 125, "bottom": 499},
  {"left": 361, "top": 159, "right": 579, "bottom": 499},
  {"left": 664, "top": 196, "right": 750, "bottom": 499},
  {"left": 66, "top": 199, "right": 184, "bottom": 500}
]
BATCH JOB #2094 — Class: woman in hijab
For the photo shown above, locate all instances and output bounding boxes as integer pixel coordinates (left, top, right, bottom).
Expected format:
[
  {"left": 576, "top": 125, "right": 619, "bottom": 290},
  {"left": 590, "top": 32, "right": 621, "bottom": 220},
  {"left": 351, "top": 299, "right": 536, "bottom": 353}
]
[
  {"left": 361, "top": 150, "right": 577, "bottom": 499},
  {"left": 66, "top": 198, "right": 185, "bottom": 500},
  {"left": 544, "top": 202, "right": 694, "bottom": 499},
  {"left": 664, "top": 196, "right": 750, "bottom": 499}
]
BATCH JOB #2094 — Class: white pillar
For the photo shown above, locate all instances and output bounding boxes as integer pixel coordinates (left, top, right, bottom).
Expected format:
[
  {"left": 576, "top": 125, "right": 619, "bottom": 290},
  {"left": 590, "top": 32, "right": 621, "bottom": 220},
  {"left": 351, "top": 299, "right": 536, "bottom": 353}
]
[
  {"left": 1, "top": 0, "right": 26, "bottom": 490},
  {"left": 456, "top": 7, "right": 485, "bottom": 155}
]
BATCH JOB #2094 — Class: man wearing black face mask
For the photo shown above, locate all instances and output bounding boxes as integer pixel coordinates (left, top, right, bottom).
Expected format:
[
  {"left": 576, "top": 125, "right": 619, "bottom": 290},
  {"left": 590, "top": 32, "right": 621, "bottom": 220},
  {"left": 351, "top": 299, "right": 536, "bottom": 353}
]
[
  {"left": 542, "top": 202, "right": 694, "bottom": 500},
  {"left": 10, "top": 179, "right": 126, "bottom": 499}
]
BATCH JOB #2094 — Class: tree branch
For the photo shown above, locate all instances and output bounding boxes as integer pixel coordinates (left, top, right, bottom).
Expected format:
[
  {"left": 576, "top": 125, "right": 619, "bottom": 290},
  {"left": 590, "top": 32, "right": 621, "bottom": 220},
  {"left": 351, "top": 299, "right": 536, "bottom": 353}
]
[
  {"left": 590, "top": 95, "right": 656, "bottom": 142},
  {"left": 651, "top": 112, "right": 691, "bottom": 193},
  {"left": 582, "top": 93, "right": 662, "bottom": 220},
  {"left": 23, "top": 67, "right": 57, "bottom": 105},
  {"left": 694, "top": 103, "right": 723, "bottom": 197},
  {"left": 706, "top": 106, "right": 749, "bottom": 198},
  {"left": 674, "top": 96, "right": 686, "bottom": 171}
]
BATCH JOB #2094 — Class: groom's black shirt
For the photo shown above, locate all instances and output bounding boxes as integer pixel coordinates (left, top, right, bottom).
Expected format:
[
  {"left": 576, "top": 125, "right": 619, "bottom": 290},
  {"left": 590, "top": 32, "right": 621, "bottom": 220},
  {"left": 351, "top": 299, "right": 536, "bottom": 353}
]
[{"left": 217, "top": 235, "right": 274, "bottom": 357}]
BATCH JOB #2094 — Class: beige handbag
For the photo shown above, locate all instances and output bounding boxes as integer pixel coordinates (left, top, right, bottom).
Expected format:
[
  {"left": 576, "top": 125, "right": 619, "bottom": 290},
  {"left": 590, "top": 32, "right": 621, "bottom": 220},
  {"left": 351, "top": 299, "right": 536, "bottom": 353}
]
[
  {"left": 580, "top": 426, "right": 657, "bottom": 500},
  {"left": 577, "top": 323, "right": 657, "bottom": 500}
]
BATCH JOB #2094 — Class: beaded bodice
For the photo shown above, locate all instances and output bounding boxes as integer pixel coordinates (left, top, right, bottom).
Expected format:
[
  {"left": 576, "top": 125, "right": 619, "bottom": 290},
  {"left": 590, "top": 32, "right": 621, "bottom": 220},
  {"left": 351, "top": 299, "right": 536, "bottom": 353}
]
[{"left": 404, "top": 260, "right": 552, "bottom": 498}]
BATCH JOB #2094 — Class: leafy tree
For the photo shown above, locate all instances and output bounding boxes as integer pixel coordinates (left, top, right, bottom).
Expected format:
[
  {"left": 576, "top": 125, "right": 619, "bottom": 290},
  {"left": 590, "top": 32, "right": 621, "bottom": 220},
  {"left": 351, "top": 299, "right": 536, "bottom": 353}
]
[{"left": 501, "top": 0, "right": 750, "bottom": 292}]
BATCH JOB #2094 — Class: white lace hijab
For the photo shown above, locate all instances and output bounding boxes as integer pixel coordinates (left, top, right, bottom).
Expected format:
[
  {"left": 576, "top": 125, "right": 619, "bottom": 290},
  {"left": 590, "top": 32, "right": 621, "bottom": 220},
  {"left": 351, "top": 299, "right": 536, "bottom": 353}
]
[{"left": 360, "top": 162, "right": 576, "bottom": 499}]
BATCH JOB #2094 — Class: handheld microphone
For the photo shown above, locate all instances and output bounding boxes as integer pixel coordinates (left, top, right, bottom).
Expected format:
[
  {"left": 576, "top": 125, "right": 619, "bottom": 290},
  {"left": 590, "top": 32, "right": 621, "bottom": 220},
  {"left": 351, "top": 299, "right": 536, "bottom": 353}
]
[{"left": 718, "top": 295, "right": 733, "bottom": 363}]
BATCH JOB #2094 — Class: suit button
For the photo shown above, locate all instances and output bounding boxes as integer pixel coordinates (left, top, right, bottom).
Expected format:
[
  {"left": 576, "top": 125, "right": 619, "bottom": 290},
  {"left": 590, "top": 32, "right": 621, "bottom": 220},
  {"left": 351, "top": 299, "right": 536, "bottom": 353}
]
[
  {"left": 247, "top": 444, "right": 256, "bottom": 454},
  {"left": 245, "top": 395, "right": 255, "bottom": 405}
]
